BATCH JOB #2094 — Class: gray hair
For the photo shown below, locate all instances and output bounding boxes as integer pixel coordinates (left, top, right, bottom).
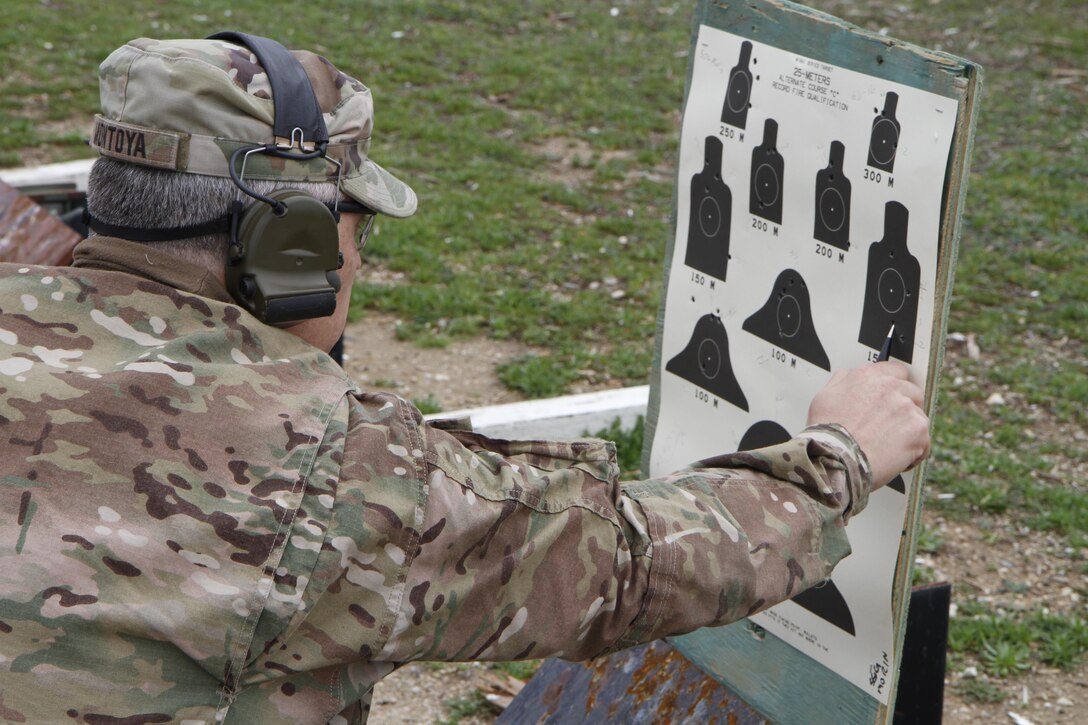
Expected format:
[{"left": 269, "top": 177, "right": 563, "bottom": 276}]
[{"left": 86, "top": 157, "right": 339, "bottom": 266}]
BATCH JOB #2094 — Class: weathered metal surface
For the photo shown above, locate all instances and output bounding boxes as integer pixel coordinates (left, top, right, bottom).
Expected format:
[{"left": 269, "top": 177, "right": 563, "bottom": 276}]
[
  {"left": 499, "top": 640, "right": 769, "bottom": 724},
  {"left": 0, "top": 179, "right": 82, "bottom": 265}
]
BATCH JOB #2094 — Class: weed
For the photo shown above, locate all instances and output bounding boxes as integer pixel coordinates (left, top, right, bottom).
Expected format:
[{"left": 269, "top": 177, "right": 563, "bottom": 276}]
[
  {"left": 916, "top": 525, "right": 945, "bottom": 555},
  {"left": 950, "top": 607, "right": 1088, "bottom": 676},
  {"left": 411, "top": 394, "right": 444, "bottom": 415},
  {"left": 438, "top": 690, "right": 489, "bottom": 725},
  {"left": 1040, "top": 630, "right": 1084, "bottom": 671},
  {"left": 958, "top": 678, "right": 1006, "bottom": 704},
  {"left": 492, "top": 660, "right": 542, "bottom": 681},
  {"left": 497, "top": 354, "right": 579, "bottom": 399},
  {"left": 980, "top": 640, "right": 1032, "bottom": 677}
]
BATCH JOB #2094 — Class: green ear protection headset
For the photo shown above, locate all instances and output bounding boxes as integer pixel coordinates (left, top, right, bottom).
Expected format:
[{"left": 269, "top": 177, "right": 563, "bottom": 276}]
[{"left": 85, "top": 31, "right": 374, "bottom": 326}]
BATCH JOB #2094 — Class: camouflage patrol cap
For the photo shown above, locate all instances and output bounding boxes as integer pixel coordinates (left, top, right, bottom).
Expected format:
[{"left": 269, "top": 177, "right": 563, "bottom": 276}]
[{"left": 90, "top": 36, "right": 417, "bottom": 218}]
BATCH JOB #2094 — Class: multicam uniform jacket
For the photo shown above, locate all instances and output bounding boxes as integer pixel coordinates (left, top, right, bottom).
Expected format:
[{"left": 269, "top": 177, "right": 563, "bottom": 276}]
[{"left": 0, "top": 237, "right": 871, "bottom": 724}]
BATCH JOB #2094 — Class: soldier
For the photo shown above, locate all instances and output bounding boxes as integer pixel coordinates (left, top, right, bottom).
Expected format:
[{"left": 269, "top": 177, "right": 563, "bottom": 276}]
[{"left": 0, "top": 34, "right": 929, "bottom": 723}]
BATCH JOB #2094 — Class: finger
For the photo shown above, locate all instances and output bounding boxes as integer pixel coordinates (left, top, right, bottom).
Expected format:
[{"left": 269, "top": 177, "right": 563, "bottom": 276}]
[
  {"left": 828, "top": 368, "right": 850, "bottom": 384},
  {"left": 893, "top": 378, "right": 925, "bottom": 407},
  {"left": 872, "top": 360, "right": 911, "bottom": 380}
]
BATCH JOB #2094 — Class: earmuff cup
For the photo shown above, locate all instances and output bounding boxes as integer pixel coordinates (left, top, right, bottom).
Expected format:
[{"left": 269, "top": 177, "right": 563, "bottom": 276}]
[{"left": 226, "top": 189, "right": 343, "bottom": 327}]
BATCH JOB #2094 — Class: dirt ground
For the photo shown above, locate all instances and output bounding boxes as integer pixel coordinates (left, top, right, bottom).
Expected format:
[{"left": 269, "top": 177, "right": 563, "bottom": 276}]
[{"left": 343, "top": 316, "right": 1086, "bottom": 725}]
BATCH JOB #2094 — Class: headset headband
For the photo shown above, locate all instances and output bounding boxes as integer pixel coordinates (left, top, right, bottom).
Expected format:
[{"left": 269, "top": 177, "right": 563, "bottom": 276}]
[{"left": 205, "top": 31, "right": 329, "bottom": 150}]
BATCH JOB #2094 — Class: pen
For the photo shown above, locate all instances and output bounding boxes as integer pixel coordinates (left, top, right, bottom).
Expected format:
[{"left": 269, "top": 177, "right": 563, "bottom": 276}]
[{"left": 876, "top": 324, "right": 895, "bottom": 362}]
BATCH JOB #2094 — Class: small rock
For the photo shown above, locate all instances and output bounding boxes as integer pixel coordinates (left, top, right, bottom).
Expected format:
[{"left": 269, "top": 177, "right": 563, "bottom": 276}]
[
  {"left": 1057, "top": 697, "right": 1074, "bottom": 707},
  {"left": 962, "top": 666, "right": 978, "bottom": 679},
  {"left": 986, "top": 392, "right": 1006, "bottom": 406},
  {"left": 610, "top": 290, "right": 626, "bottom": 300},
  {"left": 966, "top": 333, "right": 981, "bottom": 360},
  {"left": 1007, "top": 712, "right": 1035, "bottom": 725}
]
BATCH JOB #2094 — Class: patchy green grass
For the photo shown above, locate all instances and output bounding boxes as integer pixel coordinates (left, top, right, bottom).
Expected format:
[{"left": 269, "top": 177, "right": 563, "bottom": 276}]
[
  {"left": 438, "top": 690, "right": 490, "bottom": 725},
  {"left": 411, "top": 393, "right": 444, "bottom": 415},
  {"left": 956, "top": 678, "right": 1005, "bottom": 704},
  {"left": 950, "top": 600, "right": 1088, "bottom": 676}
]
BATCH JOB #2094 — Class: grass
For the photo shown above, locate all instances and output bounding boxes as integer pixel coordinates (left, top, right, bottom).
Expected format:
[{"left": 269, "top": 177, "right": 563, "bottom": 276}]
[
  {"left": 957, "top": 678, "right": 1005, "bottom": 704},
  {"left": 438, "top": 690, "right": 490, "bottom": 725},
  {"left": 2, "top": 0, "right": 1084, "bottom": 696},
  {"left": 949, "top": 600, "right": 1088, "bottom": 676},
  {"left": 411, "top": 393, "right": 444, "bottom": 415}
]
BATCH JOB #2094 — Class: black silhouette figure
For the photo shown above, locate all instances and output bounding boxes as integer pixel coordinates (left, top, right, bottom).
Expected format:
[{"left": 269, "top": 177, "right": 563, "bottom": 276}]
[
  {"left": 685, "top": 136, "right": 733, "bottom": 282},
  {"left": 792, "top": 580, "right": 857, "bottom": 637},
  {"left": 814, "top": 140, "right": 851, "bottom": 250},
  {"left": 665, "top": 314, "right": 748, "bottom": 411},
  {"left": 737, "top": 420, "right": 857, "bottom": 636},
  {"left": 742, "top": 269, "right": 830, "bottom": 370},
  {"left": 858, "top": 201, "right": 920, "bottom": 364},
  {"left": 749, "top": 118, "right": 784, "bottom": 224},
  {"left": 737, "top": 419, "right": 791, "bottom": 452},
  {"left": 721, "top": 40, "right": 754, "bottom": 130},
  {"left": 867, "top": 92, "right": 901, "bottom": 173}
]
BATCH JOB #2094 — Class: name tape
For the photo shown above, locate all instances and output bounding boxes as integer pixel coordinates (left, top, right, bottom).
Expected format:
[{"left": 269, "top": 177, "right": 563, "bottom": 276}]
[{"left": 91, "top": 116, "right": 184, "bottom": 170}]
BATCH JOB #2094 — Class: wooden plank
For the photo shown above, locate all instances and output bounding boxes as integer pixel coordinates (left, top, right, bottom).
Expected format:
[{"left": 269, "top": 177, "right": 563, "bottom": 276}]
[
  {"left": 0, "top": 179, "right": 82, "bottom": 266},
  {"left": 429, "top": 385, "right": 648, "bottom": 440},
  {"left": 640, "top": 1, "right": 983, "bottom": 723},
  {"left": 0, "top": 158, "right": 94, "bottom": 192}
]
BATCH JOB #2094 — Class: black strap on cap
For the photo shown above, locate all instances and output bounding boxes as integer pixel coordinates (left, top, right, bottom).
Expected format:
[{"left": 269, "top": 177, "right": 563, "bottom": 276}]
[{"left": 206, "top": 31, "right": 328, "bottom": 149}]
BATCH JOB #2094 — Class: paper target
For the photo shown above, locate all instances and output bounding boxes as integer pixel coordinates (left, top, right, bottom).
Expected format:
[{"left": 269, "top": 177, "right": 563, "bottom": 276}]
[
  {"left": 684, "top": 136, "right": 733, "bottom": 281},
  {"left": 814, "top": 140, "right": 851, "bottom": 250},
  {"left": 749, "top": 118, "right": 784, "bottom": 224},
  {"left": 742, "top": 269, "right": 830, "bottom": 370},
  {"left": 858, "top": 201, "right": 920, "bottom": 363},
  {"left": 866, "top": 92, "right": 901, "bottom": 173},
  {"left": 666, "top": 314, "right": 748, "bottom": 411},
  {"left": 721, "top": 40, "right": 754, "bottom": 129}
]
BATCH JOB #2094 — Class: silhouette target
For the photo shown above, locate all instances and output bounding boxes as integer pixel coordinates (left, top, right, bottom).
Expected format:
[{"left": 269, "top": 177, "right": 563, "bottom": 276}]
[
  {"left": 737, "top": 420, "right": 857, "bottom": 635},
  {"left": 721, "top": 41, "right": 754, "bottom": 129},
  {"left": 685, "top": 136, "right": 733, "bottom": 281},
  {"left": 813, "top": 140, "right": 851, "bottom": 250},
  {"left": 742, "top": 269, "right": 830, "bottom": 370},
  {"left": 749, "top": 119, "right": 784, "bottom": 224},
  {"left": 737, "top": 420, "right": 790, "bottom": 452},
  {"left": 792, "top": 581, "right": 857, "bottom": 636},
  {"left": 867, "top": 92, "right": 901, "bottom": 173},
  {"left": 858, "top": 201, "right": 920, "bottom": 363},
  {"left": 665, "top": 314, "right": 748, "bottom": 411}
]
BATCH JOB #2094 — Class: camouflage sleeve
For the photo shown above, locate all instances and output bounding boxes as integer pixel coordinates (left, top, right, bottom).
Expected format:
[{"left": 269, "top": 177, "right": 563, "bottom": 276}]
[{"left": 377, "top": 417, "right": 871, "bottom": 664}]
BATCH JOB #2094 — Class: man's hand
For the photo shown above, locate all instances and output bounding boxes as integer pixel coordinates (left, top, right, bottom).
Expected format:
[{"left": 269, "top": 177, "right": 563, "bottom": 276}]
[{"left": 807, "top": 362, "right": 930, "bottom": 489}]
